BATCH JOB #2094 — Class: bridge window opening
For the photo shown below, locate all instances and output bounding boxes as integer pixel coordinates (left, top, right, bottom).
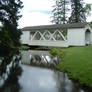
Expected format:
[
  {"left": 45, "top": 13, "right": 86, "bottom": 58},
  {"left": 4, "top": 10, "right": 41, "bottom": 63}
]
[
  {"left": 44, "top": 31, "right": 51, "bottom": 40},
  {"left": 30, "top": 31, "right": 42, "bottom": 40},
  {"left": 61, "top": 29, "right": 67, "bottom": 39},
  {"left": 30, "top": 29, "right": 67, "bottom": 41},
  {"left": 53, "top": 31, "right": 64, "bottom": 41},
  {"left": 34, "top": 32, "right": 41, "bottom": 40},
  {"left": 30, "top": 32, "right": 35, "bottom": 40}
]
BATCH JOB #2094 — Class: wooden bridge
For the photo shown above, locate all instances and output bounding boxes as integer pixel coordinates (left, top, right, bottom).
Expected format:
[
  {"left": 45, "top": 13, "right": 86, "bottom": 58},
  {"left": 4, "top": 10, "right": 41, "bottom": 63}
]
[
  {"left": 21, "top": 23, "right": 92, "bottom": 47},
  {"left": 21, "top": 24, "right": 69, "bottom": 47}
]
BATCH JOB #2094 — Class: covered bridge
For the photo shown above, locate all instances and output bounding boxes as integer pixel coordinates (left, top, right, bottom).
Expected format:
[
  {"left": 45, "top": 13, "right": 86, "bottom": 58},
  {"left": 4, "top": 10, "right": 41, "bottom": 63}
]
[{"left": 21, "top": 23, "right": 92, "bottom": 47}]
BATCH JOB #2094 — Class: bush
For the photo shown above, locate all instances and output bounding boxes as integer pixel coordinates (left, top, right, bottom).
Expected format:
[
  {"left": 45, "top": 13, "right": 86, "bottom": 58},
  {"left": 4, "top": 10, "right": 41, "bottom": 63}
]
[
  {"left": 18, "top": 46, "right": 30, "bottom": 50},
  {"left": 50, "top": 48, "right": 64, "bottom": 59}
]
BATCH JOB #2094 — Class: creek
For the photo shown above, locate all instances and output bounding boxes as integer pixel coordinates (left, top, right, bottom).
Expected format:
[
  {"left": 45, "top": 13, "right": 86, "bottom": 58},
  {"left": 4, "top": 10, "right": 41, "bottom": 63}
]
[{"left": 0, "top": 50, "right": 90, "bottom": 92}]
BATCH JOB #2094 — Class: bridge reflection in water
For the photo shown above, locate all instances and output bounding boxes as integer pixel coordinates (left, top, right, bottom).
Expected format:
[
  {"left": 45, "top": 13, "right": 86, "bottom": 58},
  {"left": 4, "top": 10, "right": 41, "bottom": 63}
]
[{"left": 21, "top": 50, "right": 60, "bottom": 68}]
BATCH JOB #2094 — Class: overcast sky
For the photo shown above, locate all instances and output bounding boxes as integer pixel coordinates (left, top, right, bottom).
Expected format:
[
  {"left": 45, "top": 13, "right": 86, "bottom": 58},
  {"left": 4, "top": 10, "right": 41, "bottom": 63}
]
[{"left": 18, "top": 0, "right": 92, "bottom": 28}]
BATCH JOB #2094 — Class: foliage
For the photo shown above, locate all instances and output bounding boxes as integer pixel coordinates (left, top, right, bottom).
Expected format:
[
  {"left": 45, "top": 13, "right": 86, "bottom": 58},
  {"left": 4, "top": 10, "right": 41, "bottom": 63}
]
[
  {"left": 50, "top": 48, "right": 58, "bottom": 56},
  {"left": 69, "top": 0, "right": 86, "bottom": 23},
  {"left": 89, "top": 21, "right": 92, "bottom": 27},
  {"left": 52, "top": 0, "right": 69, "bottom": 24},
  {"left": 52, "top": 0, "right": 92, "bottom": 24},
  {"left": 50, "top": 48, "right": 64, "bottom": 58},
  {"left": 0, "top": 28, "right": 13, "bottom": 49},
  {"left": 69, "top": 0, "right": 92, "bottom": 23},
  {"left": 0, "top": 0, "right": 23, "bottom": 49},
  {"left": 51, "top": 46, "right": 92, "bottom": 87},
  {"left": 18, "top": 45, "right": 30, "bottom": 50},
  {"left": 83, "top": 4, "right": 92, "bottom": 20}
]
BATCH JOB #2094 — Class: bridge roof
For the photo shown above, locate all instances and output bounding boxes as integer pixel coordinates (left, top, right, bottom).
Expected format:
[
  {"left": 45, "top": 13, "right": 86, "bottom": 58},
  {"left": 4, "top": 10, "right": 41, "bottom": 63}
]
[{"left": 22, "top": 22, "right": 88, "bottom": 31}]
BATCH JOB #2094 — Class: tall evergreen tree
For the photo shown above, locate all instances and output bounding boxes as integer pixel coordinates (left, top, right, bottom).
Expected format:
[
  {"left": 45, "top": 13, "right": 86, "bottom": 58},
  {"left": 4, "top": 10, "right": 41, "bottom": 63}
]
[
  {"left": 52, "top": 0, "right": 69, "bottom": 24},
  {"left": 0, "top": 0, "right": 23, "bottom": 47},
  {"left": 69, "top": 0, "right": 86, "bottom": 23}
]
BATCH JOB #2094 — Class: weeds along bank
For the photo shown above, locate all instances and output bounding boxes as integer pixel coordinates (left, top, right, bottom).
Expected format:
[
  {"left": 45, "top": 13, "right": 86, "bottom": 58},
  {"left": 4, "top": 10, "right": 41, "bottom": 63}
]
[{"left": 50, "top": 46, "right": 92, "bottom": 87}]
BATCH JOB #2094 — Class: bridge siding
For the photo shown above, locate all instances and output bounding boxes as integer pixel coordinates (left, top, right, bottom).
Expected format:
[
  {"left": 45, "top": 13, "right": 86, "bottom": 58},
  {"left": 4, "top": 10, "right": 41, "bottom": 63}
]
[{"left": 21, "top": 23, "right": 92, "bottom": 47}]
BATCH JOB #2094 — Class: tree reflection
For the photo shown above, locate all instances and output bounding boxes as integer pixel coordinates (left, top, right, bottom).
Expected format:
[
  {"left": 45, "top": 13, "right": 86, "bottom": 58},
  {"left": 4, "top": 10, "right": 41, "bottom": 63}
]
[
  {"left": 53, "top": 71, "right": 85, "bottom": 92},
  {"left": 0, "top": 51, "right": 22, "bottom": 92}
]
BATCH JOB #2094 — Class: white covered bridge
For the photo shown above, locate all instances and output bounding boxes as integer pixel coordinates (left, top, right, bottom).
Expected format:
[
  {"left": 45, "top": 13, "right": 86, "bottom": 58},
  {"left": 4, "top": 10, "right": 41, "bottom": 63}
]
[{"left": 21, "top": 23, "right": 92, "bottom": 47}]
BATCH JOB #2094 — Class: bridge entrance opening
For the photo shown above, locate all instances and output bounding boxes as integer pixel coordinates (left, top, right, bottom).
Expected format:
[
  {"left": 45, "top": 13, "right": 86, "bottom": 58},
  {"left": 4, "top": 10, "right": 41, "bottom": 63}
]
[{"left": 85, "top": 29, "right": 91, "bottom": 45}]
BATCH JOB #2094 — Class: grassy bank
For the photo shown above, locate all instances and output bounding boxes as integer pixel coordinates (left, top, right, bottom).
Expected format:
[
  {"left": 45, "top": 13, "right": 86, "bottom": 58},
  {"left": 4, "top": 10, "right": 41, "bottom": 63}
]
[{"left": 50, "top": 46, "right": 92, "bottom": 87}]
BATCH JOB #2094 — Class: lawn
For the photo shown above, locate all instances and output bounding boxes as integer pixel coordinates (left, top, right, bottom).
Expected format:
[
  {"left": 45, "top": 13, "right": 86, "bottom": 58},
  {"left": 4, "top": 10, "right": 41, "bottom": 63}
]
[{"left": 50, "top": 46, "right": 92, "bottom": 87}]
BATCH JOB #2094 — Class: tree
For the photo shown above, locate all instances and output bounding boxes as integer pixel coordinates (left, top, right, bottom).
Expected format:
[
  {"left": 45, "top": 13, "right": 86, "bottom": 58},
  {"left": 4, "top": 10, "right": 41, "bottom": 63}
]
[
  {"left": 52, "top": 0, "right": 69, "bottom": 24},
  {"left": 69, "top": 0, "right": 91, "bottom": 23},
  {"left": 0, "top": 28, "right": 13, "bottom": 49},
  {"left": 0, "top": 0, "right": 23, "bottom": 47},
  {"left": 83, "top": 4, "right": 92, "bottom": 21}
]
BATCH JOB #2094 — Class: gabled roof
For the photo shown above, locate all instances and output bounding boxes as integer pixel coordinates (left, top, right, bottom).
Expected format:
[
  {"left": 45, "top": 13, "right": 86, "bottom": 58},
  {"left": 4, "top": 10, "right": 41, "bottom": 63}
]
[{"left": 22, "top": 22, "right": 88, "bottom": 31}]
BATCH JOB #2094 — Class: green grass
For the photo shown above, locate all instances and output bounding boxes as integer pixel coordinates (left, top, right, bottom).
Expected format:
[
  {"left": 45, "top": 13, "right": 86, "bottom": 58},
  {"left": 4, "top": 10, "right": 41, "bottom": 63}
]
[
  {"left": 50, "top": 46, "right": 92, "bottom": 87},
  {"left": 18, "top": 45, "right": 30, "bottom": 50}
]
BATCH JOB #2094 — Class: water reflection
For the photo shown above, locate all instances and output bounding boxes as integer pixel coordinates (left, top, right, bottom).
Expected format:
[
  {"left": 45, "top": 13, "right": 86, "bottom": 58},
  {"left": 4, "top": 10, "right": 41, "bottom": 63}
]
[
  {"left": 19, "top": 65, "right": 86, "bottom": 92},
  {"left": 21, "top": 50, "right": 60, "bottom": 68},
  {"left": 0, "top": 50, "right": 91, "bottom": 92},
  {"left": 53, "top": 71, "right": 85, "bottom": 92},
  {"left": 0, "top": 51, "right": 22, "bottom": 92},
  {"left": 20, "top": 50, "right": 91, "bottom": 92}
]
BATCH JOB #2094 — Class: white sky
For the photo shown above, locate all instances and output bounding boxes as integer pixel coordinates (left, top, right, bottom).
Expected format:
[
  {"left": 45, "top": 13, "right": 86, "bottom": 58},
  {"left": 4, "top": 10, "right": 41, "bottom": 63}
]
[{"left": 18, "top": 0, "right": 92, "bottom": 28}]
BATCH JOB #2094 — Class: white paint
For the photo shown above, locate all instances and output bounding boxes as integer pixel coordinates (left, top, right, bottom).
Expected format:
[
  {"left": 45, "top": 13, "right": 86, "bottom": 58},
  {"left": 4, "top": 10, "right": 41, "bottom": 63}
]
[
  {"left": 67, "top": 28, "right": 85, "bottom": 46},
  {"left": 21, "top": 31, "right": 30, "bottom": 44},
  {"left": 21, "top": 24, "right": 92, "bottom": 47},
  {"left": 28, "top": 40, "right": 68, "bottom": 47},
  {"left": 67, "top": 24, "right": 92, "bottom": 46}
]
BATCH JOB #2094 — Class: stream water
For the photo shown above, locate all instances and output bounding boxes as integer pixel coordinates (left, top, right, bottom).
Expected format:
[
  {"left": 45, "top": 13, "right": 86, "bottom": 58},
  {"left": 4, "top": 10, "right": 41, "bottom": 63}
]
[{"left": 0, "top": 50, "right": 91, "bottom": 92}]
